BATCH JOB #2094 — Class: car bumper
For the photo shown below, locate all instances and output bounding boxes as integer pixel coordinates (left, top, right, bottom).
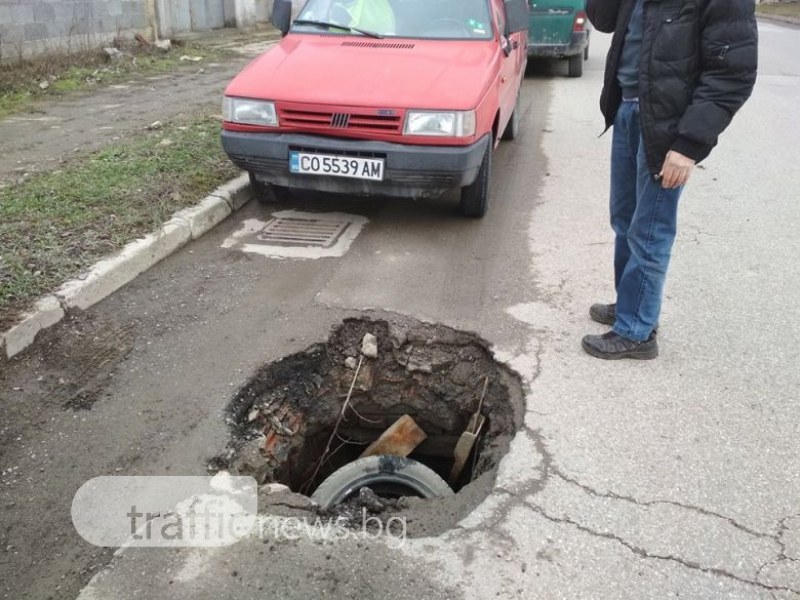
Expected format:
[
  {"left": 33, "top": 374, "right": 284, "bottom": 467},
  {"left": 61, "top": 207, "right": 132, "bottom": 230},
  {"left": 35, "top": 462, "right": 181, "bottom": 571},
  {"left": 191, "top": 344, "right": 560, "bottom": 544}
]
[
  {"left": 221, "top": 131, "right": 491, "bottom": 198},
  {"left": 527, "top": 31, "right": 589, "bottom": 58}
]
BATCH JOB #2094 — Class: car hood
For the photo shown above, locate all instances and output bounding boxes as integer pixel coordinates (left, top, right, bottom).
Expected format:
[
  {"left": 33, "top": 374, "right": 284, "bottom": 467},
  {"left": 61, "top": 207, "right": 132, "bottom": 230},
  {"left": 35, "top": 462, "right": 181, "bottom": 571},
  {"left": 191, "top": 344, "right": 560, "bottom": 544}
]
[{"left": 224, "top": 34, "right": 499, "bottom": 110}]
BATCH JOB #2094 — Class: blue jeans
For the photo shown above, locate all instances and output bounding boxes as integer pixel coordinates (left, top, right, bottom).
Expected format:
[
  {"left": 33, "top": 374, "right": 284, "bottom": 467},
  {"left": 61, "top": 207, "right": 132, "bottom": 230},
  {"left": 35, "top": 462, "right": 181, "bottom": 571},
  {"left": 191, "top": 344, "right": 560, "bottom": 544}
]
[{"left": 610, "top": 100, "right": 683, "bottom": 342}]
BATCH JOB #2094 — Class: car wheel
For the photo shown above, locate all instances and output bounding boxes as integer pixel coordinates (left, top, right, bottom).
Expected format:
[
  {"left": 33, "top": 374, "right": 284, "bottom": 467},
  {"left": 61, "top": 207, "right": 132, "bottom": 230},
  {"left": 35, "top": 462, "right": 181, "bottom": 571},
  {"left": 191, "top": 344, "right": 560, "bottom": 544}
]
[
  {"left": 584, "top": 44, "right": 589, "bottom": 61},
  {"left": 310, "top": 455, "right": 454, "bottom": 510},
  {"left": 459, "top": 140, "right": 492, "bottom": 218},
  {"left": 248, "top": 172, "right": 289, "bottom": 204},
  {"left": 568, "top": 53, "right": 584, "bottom": 78},
  {"left": 501, "top": 92, "right": 520, "bottom": 141}
]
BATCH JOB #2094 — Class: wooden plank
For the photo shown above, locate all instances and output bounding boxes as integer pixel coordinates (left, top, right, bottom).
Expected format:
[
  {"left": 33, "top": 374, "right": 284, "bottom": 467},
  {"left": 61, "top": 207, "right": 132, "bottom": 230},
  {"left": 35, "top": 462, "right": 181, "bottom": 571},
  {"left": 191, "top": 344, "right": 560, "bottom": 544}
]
[
  {"left": 338, "top": 427, "right": 459, "bottom": 457},
  {"left": 359, "top": 415, "right": 427, "bottom": 458}
]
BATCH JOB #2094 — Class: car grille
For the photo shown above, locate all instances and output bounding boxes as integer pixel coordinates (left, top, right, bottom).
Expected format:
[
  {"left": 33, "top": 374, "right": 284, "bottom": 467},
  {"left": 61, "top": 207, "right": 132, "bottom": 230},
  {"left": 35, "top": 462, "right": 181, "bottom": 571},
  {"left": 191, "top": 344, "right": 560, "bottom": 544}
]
[
  {"left": 226, "top": 154, "right": 285, "bottom": 173},
  {"left": 279, "top": 104, "right": 403, "bottom": 136}
]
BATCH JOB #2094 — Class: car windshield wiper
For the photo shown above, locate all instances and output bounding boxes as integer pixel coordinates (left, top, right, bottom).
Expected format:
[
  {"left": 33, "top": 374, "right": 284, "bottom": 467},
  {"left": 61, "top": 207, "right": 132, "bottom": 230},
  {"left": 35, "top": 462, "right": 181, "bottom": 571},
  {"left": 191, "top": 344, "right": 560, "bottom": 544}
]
[{"left": 292, "top": 19, "right": 384, "bottom": 39}]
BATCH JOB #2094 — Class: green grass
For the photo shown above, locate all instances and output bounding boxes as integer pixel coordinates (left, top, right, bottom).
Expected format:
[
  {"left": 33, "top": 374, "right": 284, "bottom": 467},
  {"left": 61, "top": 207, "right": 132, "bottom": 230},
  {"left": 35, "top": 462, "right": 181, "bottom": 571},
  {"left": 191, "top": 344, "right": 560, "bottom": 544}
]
[
  {"left": 0, "top": 113, "right": 240, "bottom": 327},
  {"left": 756, "top": 1, "right": 800, "bottom": 19},
  {"left": 0, "top": 43, "right": 232, "bottom": 119}
]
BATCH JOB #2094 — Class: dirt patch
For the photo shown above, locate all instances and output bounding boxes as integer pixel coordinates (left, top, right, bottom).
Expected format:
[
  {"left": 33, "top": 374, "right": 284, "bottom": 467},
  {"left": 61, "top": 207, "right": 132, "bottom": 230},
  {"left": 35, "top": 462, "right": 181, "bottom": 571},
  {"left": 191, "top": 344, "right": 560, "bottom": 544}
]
[
  {"left": 0, "top": 35, "right": 238, "bottom": 119},
  {"left": 5, "top": 312, "right": 136, "bottom": 410},
  {"left": 212, "top": 316, "right": 525, "bottom": 536}
]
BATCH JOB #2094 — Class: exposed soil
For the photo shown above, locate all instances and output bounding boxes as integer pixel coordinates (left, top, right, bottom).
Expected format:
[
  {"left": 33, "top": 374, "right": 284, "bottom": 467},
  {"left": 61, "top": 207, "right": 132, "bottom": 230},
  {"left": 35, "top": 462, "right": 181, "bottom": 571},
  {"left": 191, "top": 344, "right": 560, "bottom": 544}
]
[
  {"left": 214, "top": 316, "right": 525, "bottom": 536},
  {"left": 1, "top": 311, "right": 135, "bottom": 409}
]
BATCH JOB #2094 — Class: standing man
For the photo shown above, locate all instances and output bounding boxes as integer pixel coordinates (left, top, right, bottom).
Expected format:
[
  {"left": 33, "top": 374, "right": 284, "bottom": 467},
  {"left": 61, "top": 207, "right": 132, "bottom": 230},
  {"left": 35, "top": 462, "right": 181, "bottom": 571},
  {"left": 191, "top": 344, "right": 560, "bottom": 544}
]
[{"left": 582, "top": 0, "right": 758, "bottom": 360}]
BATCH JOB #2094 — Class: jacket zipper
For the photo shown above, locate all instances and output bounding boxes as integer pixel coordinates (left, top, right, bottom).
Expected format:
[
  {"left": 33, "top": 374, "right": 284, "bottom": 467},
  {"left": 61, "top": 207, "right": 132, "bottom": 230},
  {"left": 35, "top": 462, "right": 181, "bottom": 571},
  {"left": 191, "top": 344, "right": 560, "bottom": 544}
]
[
  {"left": 641, "top": 0, "right": 661, "bottom": 178},
  {"left": 601, "top": 0, "right": 639, "bottom": 133}
]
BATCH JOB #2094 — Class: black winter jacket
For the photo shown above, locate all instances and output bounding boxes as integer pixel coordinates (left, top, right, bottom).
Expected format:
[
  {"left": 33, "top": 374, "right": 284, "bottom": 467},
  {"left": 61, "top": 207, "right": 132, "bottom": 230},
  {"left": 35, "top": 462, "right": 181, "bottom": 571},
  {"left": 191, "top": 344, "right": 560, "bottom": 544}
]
[{"left": 586, "top": 0, "right": 758, "bottom": 174}]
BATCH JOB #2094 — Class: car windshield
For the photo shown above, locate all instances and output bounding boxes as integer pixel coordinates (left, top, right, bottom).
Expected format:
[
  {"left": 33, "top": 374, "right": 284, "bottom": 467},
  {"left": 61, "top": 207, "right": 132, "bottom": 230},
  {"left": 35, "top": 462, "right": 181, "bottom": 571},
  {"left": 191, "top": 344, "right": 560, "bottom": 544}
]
[{"left": 293, "top": 0, "right": 494, "bottom": 40}]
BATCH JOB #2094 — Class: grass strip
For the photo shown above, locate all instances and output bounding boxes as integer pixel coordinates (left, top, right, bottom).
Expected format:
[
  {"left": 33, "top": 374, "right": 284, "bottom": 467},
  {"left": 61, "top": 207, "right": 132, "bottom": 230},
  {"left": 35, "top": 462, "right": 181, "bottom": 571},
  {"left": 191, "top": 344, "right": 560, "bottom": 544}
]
[
  {"left": 0, "top": 113, "right": 240, "bottom": 327},
  {"left": 756, "top": 1, "right": 800, "bottom": 19}
]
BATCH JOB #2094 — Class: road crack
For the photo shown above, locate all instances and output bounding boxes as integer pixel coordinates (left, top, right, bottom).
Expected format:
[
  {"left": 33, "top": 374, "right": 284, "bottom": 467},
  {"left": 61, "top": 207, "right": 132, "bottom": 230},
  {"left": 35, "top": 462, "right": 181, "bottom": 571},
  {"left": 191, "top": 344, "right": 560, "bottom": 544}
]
[
  {"left": 550, "top": 468, "right": 776, "bottom": 542},
  {"left": 502, "top": 431, "right": 799, "bottom": 592},
  {"left": 523, "top": 499, "right": 800, "bottom": 595}
]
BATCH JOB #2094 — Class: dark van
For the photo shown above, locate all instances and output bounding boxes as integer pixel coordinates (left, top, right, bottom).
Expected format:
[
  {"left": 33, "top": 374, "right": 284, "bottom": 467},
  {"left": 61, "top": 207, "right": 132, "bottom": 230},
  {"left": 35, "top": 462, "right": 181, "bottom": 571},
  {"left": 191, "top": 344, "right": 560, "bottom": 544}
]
[{"left": 527, "top": 0, "right": 590, "bottom": 77}]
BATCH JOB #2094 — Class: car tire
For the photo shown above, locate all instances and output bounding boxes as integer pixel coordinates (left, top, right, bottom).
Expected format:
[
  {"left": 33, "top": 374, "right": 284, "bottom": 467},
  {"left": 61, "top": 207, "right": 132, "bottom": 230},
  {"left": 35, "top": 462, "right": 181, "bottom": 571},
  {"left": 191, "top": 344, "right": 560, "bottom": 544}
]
[
  {"left": 311, "top": 455, "right": 454, "bottom": 510},
  {"left": 569, "top": 53, "right": 583, "bottom": 77},
  {"left": 584, "top": 44, "right": 589, "bottom": 61},
  {"left": 501, "top": 93, "right": 520, "bottom": 141},
  {"left": 459, "top": 141, "right": 492, "bottom": 218},
  {"left": 568, "top": 53, "right": 584, "bottom": 78},
  {"left": 248, "top": 172, "right": 288, "bottom": 204}
]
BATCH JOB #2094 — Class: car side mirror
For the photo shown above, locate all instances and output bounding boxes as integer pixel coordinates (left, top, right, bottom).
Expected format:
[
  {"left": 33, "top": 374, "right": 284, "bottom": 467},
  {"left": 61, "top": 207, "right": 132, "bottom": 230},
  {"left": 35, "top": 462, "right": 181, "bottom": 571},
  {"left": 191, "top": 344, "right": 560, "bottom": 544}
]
[
  {"left": 271, "top": 0, "right": 292, "bottom": 36},
  {"left": 503, "top": 0, "right": 530, "bottom": 35}
]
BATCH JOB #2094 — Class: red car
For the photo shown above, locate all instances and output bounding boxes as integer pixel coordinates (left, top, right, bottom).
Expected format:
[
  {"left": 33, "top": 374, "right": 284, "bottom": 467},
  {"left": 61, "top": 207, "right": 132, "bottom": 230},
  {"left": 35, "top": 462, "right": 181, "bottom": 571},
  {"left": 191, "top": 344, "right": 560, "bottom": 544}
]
[{"left": 221, "top": 0, "right": 529, "bottom": 217}]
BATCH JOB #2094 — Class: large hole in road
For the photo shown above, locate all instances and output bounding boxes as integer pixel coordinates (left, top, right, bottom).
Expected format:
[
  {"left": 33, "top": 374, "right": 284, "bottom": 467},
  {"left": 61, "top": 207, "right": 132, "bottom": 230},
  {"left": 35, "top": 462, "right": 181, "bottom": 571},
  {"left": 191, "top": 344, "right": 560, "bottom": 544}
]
[{"left": 212, "top": 317, "right": 524, "bottom": 535}]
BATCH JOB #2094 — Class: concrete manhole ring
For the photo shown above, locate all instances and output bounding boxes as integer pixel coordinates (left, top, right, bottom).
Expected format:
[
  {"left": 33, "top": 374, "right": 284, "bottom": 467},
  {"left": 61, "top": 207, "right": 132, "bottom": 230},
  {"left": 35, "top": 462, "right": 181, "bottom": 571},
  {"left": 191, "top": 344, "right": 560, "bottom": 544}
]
[{"left": 311, "top": 455, "right": 455, "bottom": 510}]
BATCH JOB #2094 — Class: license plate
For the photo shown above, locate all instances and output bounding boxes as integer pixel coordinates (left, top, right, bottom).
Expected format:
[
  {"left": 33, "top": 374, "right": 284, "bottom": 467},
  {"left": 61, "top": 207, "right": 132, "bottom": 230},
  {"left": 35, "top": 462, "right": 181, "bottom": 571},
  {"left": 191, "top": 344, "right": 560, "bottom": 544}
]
[{"left": 289, "top": 152, "right": 384, "bottom": 181}]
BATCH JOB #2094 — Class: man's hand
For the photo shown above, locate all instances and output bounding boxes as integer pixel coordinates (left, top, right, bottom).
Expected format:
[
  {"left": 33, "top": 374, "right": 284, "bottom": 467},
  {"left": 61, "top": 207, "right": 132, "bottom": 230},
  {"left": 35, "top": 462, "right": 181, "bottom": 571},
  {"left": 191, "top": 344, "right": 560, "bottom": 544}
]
[{"left": 659, "top": 151, "right": 696, "bottom": 189}]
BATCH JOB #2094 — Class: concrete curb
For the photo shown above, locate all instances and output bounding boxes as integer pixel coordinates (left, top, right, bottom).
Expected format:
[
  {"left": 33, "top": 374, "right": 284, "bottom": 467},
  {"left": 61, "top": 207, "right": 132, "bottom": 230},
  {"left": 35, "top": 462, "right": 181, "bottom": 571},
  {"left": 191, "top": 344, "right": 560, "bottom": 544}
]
[
  {"left": 0, "top": 173, "right": 252, "bottom": 360},
  {"left": 757, "top": 12, "right": 800, "bottom": 26},
  {"left": 1, "top": 296, "right": 65, "bottom": 359}
]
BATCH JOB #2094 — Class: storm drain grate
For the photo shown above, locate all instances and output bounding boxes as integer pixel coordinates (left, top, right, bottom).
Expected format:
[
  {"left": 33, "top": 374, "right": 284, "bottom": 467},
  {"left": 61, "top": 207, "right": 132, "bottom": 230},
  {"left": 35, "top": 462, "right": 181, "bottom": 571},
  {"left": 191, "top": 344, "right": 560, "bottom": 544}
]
[{"left": 256, "top": 217, "right": 351, "bottom": 248}]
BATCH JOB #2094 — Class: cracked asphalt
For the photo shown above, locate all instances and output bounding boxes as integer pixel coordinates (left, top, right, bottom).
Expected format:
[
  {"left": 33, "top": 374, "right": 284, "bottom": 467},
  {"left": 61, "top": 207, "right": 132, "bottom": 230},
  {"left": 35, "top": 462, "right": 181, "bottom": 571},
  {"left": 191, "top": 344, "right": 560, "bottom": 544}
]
[{"left": 1, "top": 21, "right": 799, "bottom": 600}]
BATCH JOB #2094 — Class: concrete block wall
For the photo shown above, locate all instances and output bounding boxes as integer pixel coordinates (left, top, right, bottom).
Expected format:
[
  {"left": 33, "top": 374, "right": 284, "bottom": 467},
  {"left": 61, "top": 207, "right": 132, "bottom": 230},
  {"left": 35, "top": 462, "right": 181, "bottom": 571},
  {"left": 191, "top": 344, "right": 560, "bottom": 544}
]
[
  {"left": 0, "top": 0, "right": 280, "bottom": 61},
  {"left": 0, "top": 0, "right": 152, "bottom": 60}
]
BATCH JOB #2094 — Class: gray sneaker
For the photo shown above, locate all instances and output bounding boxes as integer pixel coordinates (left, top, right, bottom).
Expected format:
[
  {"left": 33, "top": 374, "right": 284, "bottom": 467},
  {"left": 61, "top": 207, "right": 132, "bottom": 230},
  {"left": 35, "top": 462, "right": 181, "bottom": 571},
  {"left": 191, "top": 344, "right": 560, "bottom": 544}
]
[
  {"left": 589, "top": 303, "right": 616, "bottom": 326},
  {"left": 581, "top": 331, "right": 659, "bottom": 360}
]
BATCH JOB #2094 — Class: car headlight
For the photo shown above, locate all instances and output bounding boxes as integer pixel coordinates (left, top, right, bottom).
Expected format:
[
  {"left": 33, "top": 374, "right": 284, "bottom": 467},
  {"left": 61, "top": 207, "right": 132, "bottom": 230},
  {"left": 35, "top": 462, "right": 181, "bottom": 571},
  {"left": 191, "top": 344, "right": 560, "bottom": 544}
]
[
  {"left": 223, "top": 97, "right": 278, "bottom": 127},
  {"left": 403, "top": 110, "right": 476, "bottom": 137}
]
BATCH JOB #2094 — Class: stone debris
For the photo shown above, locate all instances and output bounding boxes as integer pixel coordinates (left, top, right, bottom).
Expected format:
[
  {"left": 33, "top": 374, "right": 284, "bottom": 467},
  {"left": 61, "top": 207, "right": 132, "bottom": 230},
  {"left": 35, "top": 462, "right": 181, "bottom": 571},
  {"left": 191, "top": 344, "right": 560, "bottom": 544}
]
[
  {"left": 146, "top": 120, "right": 163, "bottom": 131},
  {"left": 154, "top": 39, "right": 172, "bottom": 52},
  {"left": 262, "top": 405, "right": 304, "bottom": 464},
  {"left": 361, "top": 333, "right": 378, "bottom": 358},
  {"left": 180, "top": 55, "right": 203, "bottom": 62},
  {"left": 344, "top": 356, "right": 358, "bottom": 370},
  {"left": 104, "top": 47, "right": 124, "bottom": 62},
  {"left": 38, "top": 80, "right": 50, "bottom": 90},
  {"left": 230, "top": 437, "right": 271, "bottom": 484},
  {"left": 354, "top": 362, "right": 374, "bottom": 392},
  {"left": 260, "top": 483, "right": 290, "bottom": 495},
  {"left": 404, "top": 355, "right": 433, "bottom": 374},
  {"left": 157, "top": 138, "right": 173, "bottom": 147},
  {"left": 358, "top": 487, "right": 386, "bottom": 513}
]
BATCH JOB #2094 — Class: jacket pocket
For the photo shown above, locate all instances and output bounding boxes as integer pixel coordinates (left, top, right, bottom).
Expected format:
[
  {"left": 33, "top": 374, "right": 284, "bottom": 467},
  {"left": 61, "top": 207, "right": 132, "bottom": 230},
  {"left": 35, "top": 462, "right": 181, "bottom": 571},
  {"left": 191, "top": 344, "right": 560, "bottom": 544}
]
[
  {"left": 652, "top": 3, "right": 698, "bottom": 62},
  {"left": 705, "top": 38, "right": 757, "bottom": 71},
  {"left": 663, "top": 2, "right": 696, "bottom": 24}
]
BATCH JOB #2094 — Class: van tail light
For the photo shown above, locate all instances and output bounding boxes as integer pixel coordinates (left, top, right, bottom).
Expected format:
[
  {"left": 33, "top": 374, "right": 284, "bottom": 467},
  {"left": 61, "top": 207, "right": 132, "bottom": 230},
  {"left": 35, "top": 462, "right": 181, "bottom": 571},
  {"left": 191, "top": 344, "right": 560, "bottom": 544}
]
[{"left": 574, "top": 10, "right": 587, "bottom": 32}]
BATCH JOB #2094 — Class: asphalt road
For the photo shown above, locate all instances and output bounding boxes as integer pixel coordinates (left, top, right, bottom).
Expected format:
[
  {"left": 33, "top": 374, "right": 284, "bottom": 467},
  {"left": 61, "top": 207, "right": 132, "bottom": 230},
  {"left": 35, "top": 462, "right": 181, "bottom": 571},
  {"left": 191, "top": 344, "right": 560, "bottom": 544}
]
[{"left": 1, "top": 20, "right": 799, "bottom": 600}]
